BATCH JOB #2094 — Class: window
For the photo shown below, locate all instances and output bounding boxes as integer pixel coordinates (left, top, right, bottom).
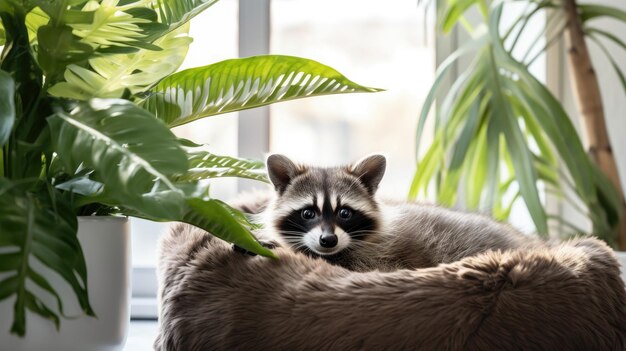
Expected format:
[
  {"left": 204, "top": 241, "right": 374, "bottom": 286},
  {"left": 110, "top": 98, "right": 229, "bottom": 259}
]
[{"left": 269, "top": 0, "right": 434, "bottom": 197}]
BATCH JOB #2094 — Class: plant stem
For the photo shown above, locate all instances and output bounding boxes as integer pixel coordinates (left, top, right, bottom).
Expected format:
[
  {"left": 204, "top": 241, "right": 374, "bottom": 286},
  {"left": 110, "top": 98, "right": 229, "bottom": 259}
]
[{"left": 563, "top": 0, "right": 626, "bottom": 249}]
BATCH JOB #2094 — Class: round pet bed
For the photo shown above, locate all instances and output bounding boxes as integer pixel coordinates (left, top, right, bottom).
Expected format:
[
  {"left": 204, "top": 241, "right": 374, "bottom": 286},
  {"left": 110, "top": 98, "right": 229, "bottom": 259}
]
[{"left": 155, "top": 223, "right": 626, "bottom": 350}]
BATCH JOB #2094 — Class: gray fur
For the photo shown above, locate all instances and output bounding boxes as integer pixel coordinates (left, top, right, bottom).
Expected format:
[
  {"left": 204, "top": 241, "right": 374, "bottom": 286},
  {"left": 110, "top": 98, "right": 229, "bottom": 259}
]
[
  {"left": 261, "top": 154, "right": 542, "bottom": 271},
  {"left": 333, "top": 200, "right": 541, "bottom": 271},
  {"left": 155, "top": 223, "right": 626, "bottom": 350}
]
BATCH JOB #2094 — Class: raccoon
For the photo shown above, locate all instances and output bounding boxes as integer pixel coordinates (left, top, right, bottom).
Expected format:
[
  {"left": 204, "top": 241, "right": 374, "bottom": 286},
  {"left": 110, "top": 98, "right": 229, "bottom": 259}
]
[{"left": 235, "top": 154, "right": 541, "bottom": 272}]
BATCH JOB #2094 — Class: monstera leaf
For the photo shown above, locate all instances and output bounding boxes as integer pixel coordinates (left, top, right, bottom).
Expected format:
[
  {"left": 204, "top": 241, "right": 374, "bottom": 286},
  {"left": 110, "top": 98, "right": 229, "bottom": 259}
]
[
  {"left": 0, "top": 179, "right": 92, "bottom": 337},
  {"left": 150, "top": 0, "right": 220, "bottom": 32},
  {"left": 47, "top": 99, "right": 274, "bottom": 257},
  {"left": 141, "top": 55, "right": 382, "bottom": 127},
  {"left": 48, "top": 23, "right": 192, "bottom": 99},
  {"left": 48, "top": 99, "right": 188, "bottom": 217},
  {"left": 44, "top": 0, "right": 224, "bottom": 99},
  {"left": 175, "top": 139, "right": 268, "bottom": 183},
  {"left": 181, "top": 198, "right": 274, "bottom": 257},
  {"left": 67, "top": 1, "right": 165, "bottom": 51},
  {"left": 34, "top": 1, "right": 170, "bottom": 80}
]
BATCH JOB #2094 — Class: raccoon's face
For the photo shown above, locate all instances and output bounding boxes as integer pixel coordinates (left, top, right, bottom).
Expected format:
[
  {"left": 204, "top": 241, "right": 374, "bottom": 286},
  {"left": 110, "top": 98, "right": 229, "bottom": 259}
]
[{"left": 266, "top": 154, "right": 386, "bottom": 257}]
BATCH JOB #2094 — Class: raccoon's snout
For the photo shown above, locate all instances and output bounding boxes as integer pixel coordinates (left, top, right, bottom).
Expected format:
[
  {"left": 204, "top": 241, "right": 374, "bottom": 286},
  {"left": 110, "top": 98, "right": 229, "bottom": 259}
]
[{"left": 319, "top": 233, "right": 338, "bottom": 248}]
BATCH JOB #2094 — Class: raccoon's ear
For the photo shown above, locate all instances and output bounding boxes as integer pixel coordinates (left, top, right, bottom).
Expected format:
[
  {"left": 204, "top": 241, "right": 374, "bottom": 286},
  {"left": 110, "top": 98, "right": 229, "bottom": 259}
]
[
  {"left": 350, "top": 154, "right": 386, "bottom": 194},
  {"left": 267, "top": 154, "right": 303, "bottom": 194}
]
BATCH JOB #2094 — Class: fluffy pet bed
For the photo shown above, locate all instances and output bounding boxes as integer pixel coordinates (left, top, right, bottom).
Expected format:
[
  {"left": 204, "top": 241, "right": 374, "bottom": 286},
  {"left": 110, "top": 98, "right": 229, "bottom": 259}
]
[{"left": 155, "top": 224, "right": 626, "bottom": 350}]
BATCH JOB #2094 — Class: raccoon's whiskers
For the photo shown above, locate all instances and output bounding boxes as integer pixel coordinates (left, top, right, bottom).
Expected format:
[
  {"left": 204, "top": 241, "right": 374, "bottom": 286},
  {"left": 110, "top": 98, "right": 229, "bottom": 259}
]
[
  {"left": 344, "top": 240, "right": 377, "bottom": 252},
  {"left": 280, "top": 230, "right": 305, "bottom": 237},
  {"left": 349, "top": 229, "right": 383, "bottom": 235},
  {"left": 283, "top": 218, "right": 309, "bottom": 232},
  {"left": 347, "top": 229, "right": 383, "bottom": 239},
  {"left": 280, "top": 236, "right": 306, "bottom": 245}
]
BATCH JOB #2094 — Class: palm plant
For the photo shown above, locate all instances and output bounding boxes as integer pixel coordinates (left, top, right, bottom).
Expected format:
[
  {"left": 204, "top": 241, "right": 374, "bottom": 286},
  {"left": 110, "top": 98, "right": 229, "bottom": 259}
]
[
  {"left": 410, "top": 0, "right": 625, "bottom": 246},
  {"left": 0, "top": 0, "right": 378, "bottom": 336}
]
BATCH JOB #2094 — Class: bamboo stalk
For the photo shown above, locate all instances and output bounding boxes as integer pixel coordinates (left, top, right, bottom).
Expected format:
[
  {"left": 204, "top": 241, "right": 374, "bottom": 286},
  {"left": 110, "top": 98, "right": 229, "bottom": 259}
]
[{"left": 563, "top": 0, "right": 626, "bottom": 249}]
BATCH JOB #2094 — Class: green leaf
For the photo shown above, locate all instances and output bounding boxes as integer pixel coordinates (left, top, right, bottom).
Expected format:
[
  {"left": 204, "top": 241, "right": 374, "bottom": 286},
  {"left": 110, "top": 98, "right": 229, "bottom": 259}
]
[
  {"left": 0, "top": 6, "right": 45, "bottom": 152},
  {"left": 55, "top": 175, "right": 104, "bottom": 197},
  {"left": 141, "top": 55, "right": 382, "bottom": 128},
  {"left": 588, "top": 34, "right": 626, "bottom": 97},
  {"left": 122, "top": 186, "right": 274, "bottom": 258},
  {"left": 465, "top": 121, "right": 488, "bottom": 209},
  {"left": 503, "top": 65, "right": 595, "bottom": 202},
  {"left": 408, "top": 137, "right": 443, "bottom": 199},
  {"left": 586, "top": 28, "right": 626, "bottom": 52},
  {"left": 48, "top": 99, "right": 187, "bottom": 218},
  {"left": 438, "top": 96, "right": 482, "bottom": 205},
  {"left": 48, "top": 22, "right": 191, "bottom": 99},
  {"left": 0, "top": 276, "right": 19, "bottom": 301},
  {"left": 483, "top": 123, "right": 500, "bottom": 212},
  {"left": 46, "top": 100, "right": 272, "bottom": 257},
  {"left": 439, "top": 62, "right": 484, "bottom": 130},
  {"left": 0, "top": 69, "right": 15, "bottom": 146},
  {"left": 579, "top": 4, "right": 626, "bottom": 24},
  {"left": 68, "top": 1, "right": 165, "bottom": 51},
  {"left": 488, "top": 6, "right": 546, "bottom": 233},
  {"left": 25, "top": 291, "right": 59, "bottom": 330},
  {"left": 150, "top": 0, "right": 220, "bottom": 32},
  {"left": 534, "top": 156, "right": 559, "bottom": 188},
  {"left": 182, "top": 198, "right": 275, "bottom": 258},
  {"left": 442, "top": 0, "right": 480, "bottom": 33},
  {"left": 175, "top": 139, "right": 268, "bottom": 182},
  {"left": 497, "top": 194, "right": 520, "bottom": 221},
  {"left": 0, "top": 16, "right": 6, "bottom": 45},
  {"left": 416, "top": 32, "right": 487, "bottom": 157},
  {"left": 591, "top": 164, "right": 622, "bottom": 228},
  {"left": 46, "top": 99, "right": 272, "bottom": 256},
  {"left": 0, "top": 179, "right": 91, "bottom": 336},
  {"left": 27, "top": 267, "right": 68, "bottom": 321},
  {"left": 36, "top": 24, "right": 94, "bottom": 79},
  {"left": 25, "top": 6, "right": 49, "bottom": 44},
  {"left": 0, "top": 253, "right": 20, "bottom": 272}
]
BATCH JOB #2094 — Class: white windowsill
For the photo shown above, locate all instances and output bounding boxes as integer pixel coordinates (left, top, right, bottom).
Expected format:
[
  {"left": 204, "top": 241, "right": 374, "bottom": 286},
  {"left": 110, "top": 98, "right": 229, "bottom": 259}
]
[{"left": 124, "top": 320, "right": 159, "bottom": 351}]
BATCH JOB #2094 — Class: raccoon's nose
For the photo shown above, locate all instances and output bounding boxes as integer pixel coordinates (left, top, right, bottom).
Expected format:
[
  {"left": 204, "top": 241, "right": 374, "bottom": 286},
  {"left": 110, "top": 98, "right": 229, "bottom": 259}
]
[{"left": 319, "top": 233, "right": 338, "bottom": 248}]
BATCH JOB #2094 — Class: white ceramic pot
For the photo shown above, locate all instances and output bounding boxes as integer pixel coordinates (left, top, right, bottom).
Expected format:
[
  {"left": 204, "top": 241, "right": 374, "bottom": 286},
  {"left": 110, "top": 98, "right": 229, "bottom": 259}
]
[{"left": 0, "top": 216, "right": 131, "bottom": 351}]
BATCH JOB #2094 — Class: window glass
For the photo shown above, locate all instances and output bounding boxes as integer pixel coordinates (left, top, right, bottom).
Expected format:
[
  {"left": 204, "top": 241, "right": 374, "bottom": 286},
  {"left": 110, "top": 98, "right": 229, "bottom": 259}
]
[{"left": 270, "top": 0, "right": 435, "bottom": 197}]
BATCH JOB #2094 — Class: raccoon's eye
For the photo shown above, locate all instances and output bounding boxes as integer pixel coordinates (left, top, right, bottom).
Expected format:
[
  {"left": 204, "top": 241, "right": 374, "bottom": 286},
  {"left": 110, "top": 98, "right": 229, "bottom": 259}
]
[
  {"left": 338, "top": 208, "right": 352, "bottom": 220},
  {"left": 301, "top": 209, "right": 316, "bottom": 220}
]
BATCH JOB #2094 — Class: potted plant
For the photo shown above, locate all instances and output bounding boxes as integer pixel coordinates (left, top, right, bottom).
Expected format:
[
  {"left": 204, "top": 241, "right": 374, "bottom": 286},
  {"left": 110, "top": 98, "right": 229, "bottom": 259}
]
[
  {"left": 0, "top": 0, "right": 378, "bottom": 349},
  {"left": 410, "top": 0, "right": 625, "bottom": 254}
]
